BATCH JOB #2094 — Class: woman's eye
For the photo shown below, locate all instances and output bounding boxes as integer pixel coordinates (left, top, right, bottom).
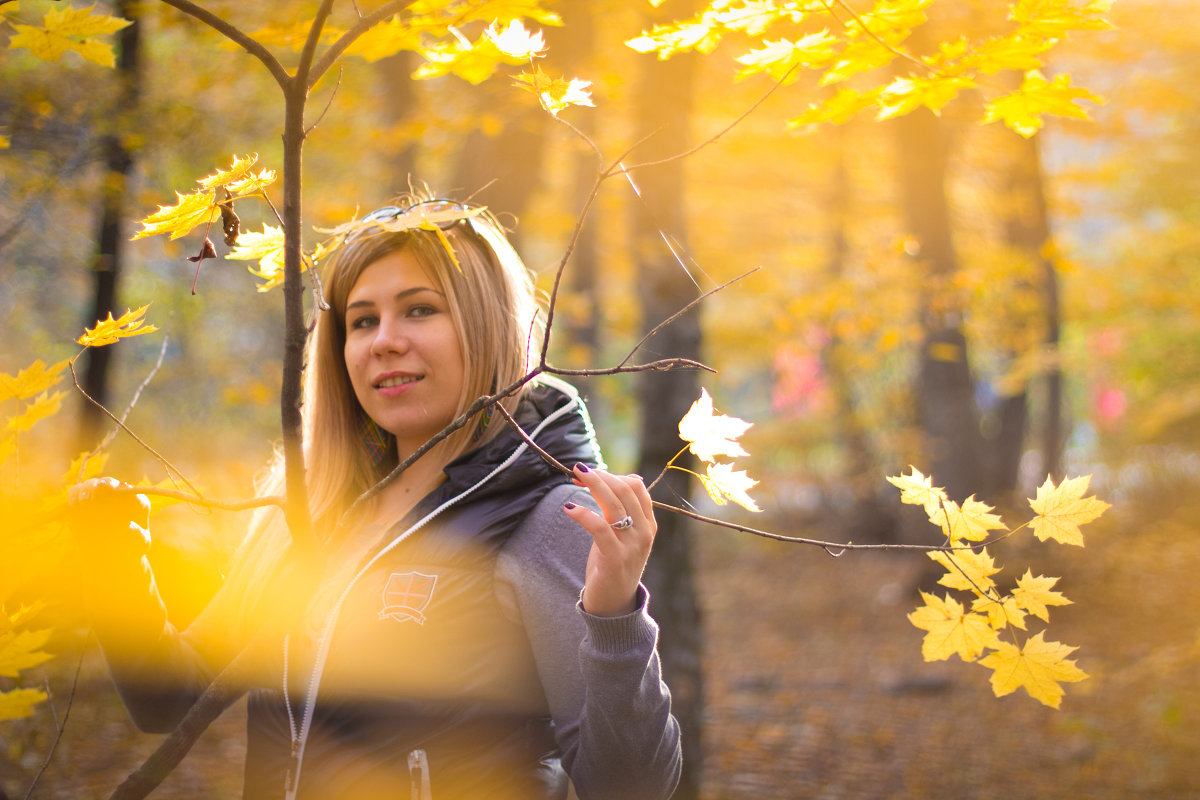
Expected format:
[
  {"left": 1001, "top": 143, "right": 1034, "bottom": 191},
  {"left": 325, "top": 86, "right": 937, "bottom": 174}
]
[
  {"left": 349, "top": 315, "right": 377, "bottom": 330},
  {"left": 408, "top": 304, "right": 437, "bottom": 318}
]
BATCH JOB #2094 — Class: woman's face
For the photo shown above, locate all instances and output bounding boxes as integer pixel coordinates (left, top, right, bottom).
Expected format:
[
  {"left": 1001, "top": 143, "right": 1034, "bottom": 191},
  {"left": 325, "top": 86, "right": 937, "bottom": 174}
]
[{"left": 343, "top": 249, "right": 465, "bottom": 457}]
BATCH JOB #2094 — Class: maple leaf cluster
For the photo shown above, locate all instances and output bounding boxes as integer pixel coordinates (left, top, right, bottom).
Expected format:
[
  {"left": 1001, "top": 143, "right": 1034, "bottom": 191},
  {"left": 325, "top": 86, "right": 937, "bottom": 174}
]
[
  {"left": 625, "top": 0, "right": 1111, "bottom": 138},
  {"left": 889, "top": 467, "right": 1109, "bottom": 707},
  {"left": 676, "top": 388, "right": 762, "bottom": 513}
]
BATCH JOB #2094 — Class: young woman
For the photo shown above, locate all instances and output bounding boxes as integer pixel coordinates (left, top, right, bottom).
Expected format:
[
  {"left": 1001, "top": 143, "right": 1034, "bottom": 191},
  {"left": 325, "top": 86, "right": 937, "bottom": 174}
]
[{"left": 68, "top": 199, "right": 682, "bottom": 799}]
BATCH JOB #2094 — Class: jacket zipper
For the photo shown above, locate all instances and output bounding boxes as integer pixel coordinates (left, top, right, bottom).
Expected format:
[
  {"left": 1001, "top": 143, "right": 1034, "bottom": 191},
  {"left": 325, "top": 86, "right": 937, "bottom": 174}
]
[{"left": 408, "top": 748, "right": 432, "bottom": 800}]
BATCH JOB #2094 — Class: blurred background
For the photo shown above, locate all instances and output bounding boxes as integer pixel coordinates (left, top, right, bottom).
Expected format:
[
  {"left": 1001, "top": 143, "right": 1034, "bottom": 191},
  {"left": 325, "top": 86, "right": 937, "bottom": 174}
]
[{"left": 2, "top": 1, "right": 1197, "bottom": 798}]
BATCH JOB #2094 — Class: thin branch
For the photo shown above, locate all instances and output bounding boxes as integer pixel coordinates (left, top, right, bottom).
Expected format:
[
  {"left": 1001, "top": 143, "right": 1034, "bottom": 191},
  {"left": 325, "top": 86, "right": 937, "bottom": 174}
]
[
  {"left": 614, "top": 62, "right": 801, "bottom": 175},
  {"left": 618, "top": 267, "right": 760, "bottom": 369},
  {"left": 153, "top": 0, "right": 289, "bottom": 88},
  {"left": 305, "top": 65, "right": 344, "bottom": 137},
  {"left": 69, "top": 359, "right": 200, "bottom": 497},
  {"left": 546, "top": 357, "right": 714, "bottom": 377},
  {"left": 104, "top": 484, "right": 285, "bottom": 512},
  {"left": 80, "top": 331, "right": 171, "bottom": 478},
  {"left": 489, "top": 396, "right": 977, "bottom": 557},
  {"left": 294, "top": 0, "right": 336, "bottom": 93},
  {"left": 23, "top": 632, "right": 91, "bottom": 800}
]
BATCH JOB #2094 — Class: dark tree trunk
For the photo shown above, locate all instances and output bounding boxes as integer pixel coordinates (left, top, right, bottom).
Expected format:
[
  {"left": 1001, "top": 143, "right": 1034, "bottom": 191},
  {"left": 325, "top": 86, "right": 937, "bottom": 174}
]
[
  {"left": 630, "top": 35, "right": 703, "bottom": 800},
  {"left": 821, "top": 143, "right": 895, "bottom": 541},
  {"left": 78, "top": 0, "right": 140, "bottom": 449},
  {"left": 376, "top": 51, "right": 420, "bottom": 194},
  {"left": 892, "top": 108, "right": 983, "bottom": 505}
]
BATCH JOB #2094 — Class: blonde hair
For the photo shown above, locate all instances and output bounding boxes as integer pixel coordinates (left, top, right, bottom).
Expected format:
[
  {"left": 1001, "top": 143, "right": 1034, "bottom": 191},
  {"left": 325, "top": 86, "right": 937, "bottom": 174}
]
[{"left": 193, "top": 200, "right": 542, "bottom": 648}]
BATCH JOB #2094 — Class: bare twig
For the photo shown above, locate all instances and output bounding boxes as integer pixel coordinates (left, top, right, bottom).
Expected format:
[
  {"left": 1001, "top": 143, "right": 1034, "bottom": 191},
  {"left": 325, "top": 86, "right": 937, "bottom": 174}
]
[
  {"left": 69, "top": 359, "right": 200, "bottom": 497},
  {"left": 23, "top": 632, "right": 91, "bottom": 800},
  {"left": 618, "top": 267, "right": 760, "bottom": 369},
  {"left": 80, "top": 331, "right": 171, "bottom": 479}
]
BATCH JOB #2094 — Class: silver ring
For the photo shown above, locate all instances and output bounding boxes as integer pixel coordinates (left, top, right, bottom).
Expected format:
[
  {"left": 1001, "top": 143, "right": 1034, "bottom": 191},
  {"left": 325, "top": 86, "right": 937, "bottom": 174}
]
[{"left": 610, "top": 515, "right": 633, "bottom": 530}]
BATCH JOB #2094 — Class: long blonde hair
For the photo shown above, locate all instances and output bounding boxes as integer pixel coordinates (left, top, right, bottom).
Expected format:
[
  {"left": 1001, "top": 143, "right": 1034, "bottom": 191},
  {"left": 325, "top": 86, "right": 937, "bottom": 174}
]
[{"left": 197, "top": 200, "right": 542, "bottom": 647}]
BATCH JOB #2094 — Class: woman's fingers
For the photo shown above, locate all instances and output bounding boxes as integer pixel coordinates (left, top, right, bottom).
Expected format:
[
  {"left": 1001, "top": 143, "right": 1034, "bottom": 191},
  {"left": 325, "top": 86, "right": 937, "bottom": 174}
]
[{"left": 566, "top": 465, "right": 660, "bottom": 617}]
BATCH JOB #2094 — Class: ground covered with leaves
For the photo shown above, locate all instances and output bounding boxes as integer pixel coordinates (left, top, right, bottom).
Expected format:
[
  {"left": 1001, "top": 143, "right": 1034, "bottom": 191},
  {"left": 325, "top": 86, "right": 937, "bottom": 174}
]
[{"left": 2, "top": 481, "right": 1197, "bottom": 799}]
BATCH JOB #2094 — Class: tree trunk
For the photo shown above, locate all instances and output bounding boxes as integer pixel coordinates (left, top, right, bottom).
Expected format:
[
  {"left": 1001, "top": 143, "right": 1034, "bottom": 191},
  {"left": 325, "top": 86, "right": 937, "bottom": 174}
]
[
  {"left": 630, "top": 36, "right": 703, "bottom": 800},
  {"left": 892, "top": 108, "right": 983, "bottom": 504},
  {"left": 822, "top": 144, "right": 894, "bottom": 541},
  {"left": 78, "top": 0, "right": 140, "bottom": 449}
]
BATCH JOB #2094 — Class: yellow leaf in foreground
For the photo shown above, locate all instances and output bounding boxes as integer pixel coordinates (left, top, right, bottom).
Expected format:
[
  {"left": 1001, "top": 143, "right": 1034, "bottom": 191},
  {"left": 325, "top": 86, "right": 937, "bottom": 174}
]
[
  {"left": 1012, "top": 570, "right": 1071, "bottom": 622},
  {"left": 485, "top": 19, "right": 546, "bottom": 59},
  {"left": 678, "top": 388, "right": 752, "bottom": 463},
  {"left": 928, "top": 546, "right": 1001, "bottom": 594},
  {"left": 0, "top": 628, "right": 53, "bottom": 678},
  {"left": 1028, "top": 474, "right": 1109, "bottom": 546},
  {"left": 132, "top": 190, "right": 219, "bottom": 240},
  {"left": 971, "top": 594, "right": 1028, "bottom": 631},
  {"left": 0, "top": 359, "right": 68, "bottom": 403},
  {"left": 4, "top": 391, "right": 65, "bottom": 433},
  {"left": 77, "top": 305, "right": 157, "bottom": 347},
  {"left": 887, "top": 466, "right": 947, "bottom": 517},
  {"left": 513, "top": 66, "right": 594, "bottom": 116},
  {"left": 198, "top": 154, "right": 260, "bottom": 191},
  {"left": 0, "top": 687, "right": 47, "bottom": 721},
  {"left": 908, "top": 592, "right": 1000, "bottom": 662},
  {"left": 978, "top": 631, "right": 1087, "bottom": 708},
  {"left": 225, "top": 225, "right": 286, "bottom": 291},
  {"left": 982, "top": 70, "right": 1103, "bottom": 138},
  {"left": 699, "top": 462, "right": 761, "bottom": 512},
  {"left": 932, "top": 496, "right": 1007, "bottom": 542}
]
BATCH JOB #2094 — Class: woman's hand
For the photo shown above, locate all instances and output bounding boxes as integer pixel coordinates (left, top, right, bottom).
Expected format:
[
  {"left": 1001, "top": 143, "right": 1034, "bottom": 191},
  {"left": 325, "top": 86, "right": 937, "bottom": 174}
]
[
  {"left": 67, "top": 477, "right": 152, "bottom": 568},
  {"left": 562, "top": 464, "right": 658, "bottom": 617}
]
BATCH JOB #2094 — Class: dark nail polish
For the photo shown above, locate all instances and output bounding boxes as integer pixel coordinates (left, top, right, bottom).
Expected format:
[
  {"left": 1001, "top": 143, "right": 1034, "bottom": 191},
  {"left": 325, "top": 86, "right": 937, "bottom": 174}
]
[
  {"left": 564, "top": 502, "right": 577, "bottom": 510},
  {"left": 574, "top": 463, "right": 590, "bottom": 473}
]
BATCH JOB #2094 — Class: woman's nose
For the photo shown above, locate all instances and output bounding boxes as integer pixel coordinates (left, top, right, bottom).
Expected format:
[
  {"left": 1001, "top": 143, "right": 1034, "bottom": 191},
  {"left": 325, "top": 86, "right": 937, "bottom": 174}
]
[{"left": 370, "top": 318, "right": 409, "bottom": 356}]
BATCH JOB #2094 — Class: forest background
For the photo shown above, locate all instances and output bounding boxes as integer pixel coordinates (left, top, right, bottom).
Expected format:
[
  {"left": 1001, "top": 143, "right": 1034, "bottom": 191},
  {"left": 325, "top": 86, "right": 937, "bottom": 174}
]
[{"left": 1, "top": 0, "right": 1198, "bottom": 798}]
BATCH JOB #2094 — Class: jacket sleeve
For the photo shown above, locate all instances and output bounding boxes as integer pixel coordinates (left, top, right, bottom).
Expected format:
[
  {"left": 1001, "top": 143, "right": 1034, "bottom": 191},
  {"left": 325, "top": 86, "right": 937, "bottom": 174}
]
[
  {"left": 496, "top": 483, "right": 682, "bottom": 800},
  {"left": 83, "top": 553, "right": 216, "bottom": 733}
]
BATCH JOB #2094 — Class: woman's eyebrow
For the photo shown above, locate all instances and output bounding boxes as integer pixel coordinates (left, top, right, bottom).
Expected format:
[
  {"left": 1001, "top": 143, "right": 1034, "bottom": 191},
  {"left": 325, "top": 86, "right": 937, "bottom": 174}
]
[{"left": 345, "top": 286, "right": 444, "bottom": 311}]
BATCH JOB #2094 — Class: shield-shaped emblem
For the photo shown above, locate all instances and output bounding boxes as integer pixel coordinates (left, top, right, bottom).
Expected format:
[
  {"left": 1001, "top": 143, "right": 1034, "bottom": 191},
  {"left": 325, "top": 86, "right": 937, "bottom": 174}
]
[{"left": 379, "top": 571, "right": 438, "bottom": 625}]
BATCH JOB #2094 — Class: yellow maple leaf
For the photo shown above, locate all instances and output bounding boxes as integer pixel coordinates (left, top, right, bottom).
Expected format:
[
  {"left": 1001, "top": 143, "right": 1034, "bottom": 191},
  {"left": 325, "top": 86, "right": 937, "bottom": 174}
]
[
  {"left": 734, "top": 32, "right": 838, "bottom": 82},
  {"left": 343, "top": 16, "right": 420, "bottom": 62},
  {"left": 886, "top": 466, "right": 947, "bottom": 517},
  {"left": 5, "top": 391, "right": 65, "bottom": 434},
  {"left": 908, "top": 592, "right": 1000, "bottom": 662},
  {"left": 931, "top": 496, "right": 1007, "bottom": 543},
  {"left": 1010, "top": 0, "right": 1114, "bottom": 38},
  {"left": 982, "top": 70, "right": 1103, "bottom": 138},
  {"left": 971, "top": 594, "right": 1028, "bottom": 631},
  {"left": 0, "top": 358, "right": 68, "bottom": 403},
  {"left": 485, "top": 19, "right": 547, "bottom": 59},
  {"left": 1028, "top": 474, "right": 1108, "bottom": 546},
  {"left": 978, "top": 631, "right": 1088, "bottom": 708},
  {"left": 627, "top": 20, "right": 722, "bottom": 59},
  {"left": 678, "top": 388, "right": 752, "bottom": 463},
  {"left": 513, "top": 66, "right": 594, "bottom": 116},
  {"left": 928, "top": 546, "right": 1001, "bottom": 595},
  {"left": 0, "top": 687, "right": 47, "bottom": 722},
  {"left": 77, "top": 305, "right": 158, "bottom": 347},
  {"left": 1012, "top": 569, "right": 1072, "bottom": 622},
  {"left": 876, "top": 74, "right": 976, "bottom": 120},
  {"left": 198, "top": 154, "right": 261, "bottom": 191},
  {"left": 0, "top": 627, "right": 53, "bottom": 678},
  {"left": 7, "top": 3, "right": 132, "bottom": 67},
  {"left": 698, "top": 462, "right": 762, "bottom": 513},
  {"left": 131, "top": 189, "right": 219, "bottom": 241},
  {"left": 225, "top": 224, "right": 286, "bottom": 291}
]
